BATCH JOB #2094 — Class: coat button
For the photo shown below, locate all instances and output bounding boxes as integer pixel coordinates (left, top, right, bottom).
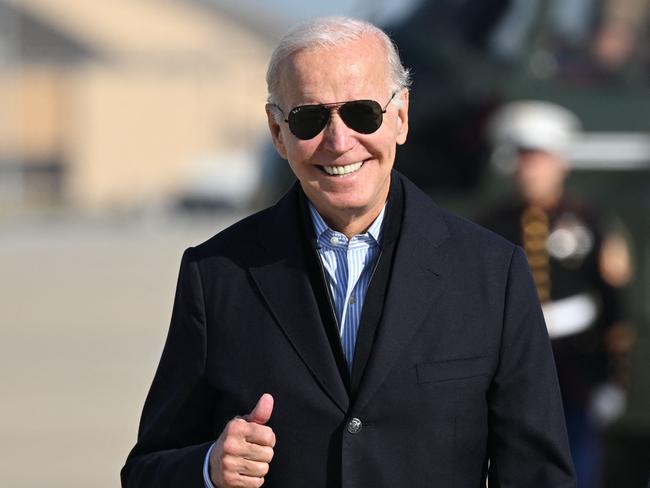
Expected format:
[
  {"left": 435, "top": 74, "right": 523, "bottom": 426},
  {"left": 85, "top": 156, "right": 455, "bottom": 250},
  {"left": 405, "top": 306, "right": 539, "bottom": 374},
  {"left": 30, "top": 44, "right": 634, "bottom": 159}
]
[{"left": 347, "top": 417, "right": 362, "bottom": 434}]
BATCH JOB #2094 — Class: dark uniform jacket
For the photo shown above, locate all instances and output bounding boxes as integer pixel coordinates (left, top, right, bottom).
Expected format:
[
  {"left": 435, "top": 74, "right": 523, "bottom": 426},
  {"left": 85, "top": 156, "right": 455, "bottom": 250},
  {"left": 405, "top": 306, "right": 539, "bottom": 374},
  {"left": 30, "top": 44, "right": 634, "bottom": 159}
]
[{"left": 480, "top": 198, "right": 620, "bottom": 408}]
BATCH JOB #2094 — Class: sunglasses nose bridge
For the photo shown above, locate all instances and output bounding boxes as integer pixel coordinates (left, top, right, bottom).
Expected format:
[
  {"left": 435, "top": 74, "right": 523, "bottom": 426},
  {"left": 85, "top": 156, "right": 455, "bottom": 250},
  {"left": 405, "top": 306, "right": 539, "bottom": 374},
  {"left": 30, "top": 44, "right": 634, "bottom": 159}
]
[
  {"left": 320, "top": 102, "right": 344, "bottom": 127},
  {"left": 321, "top": 106, "right": 358, "bottom": 151},
  {"left": 324, "top": 105, "right": 353, "bottom": 133}
]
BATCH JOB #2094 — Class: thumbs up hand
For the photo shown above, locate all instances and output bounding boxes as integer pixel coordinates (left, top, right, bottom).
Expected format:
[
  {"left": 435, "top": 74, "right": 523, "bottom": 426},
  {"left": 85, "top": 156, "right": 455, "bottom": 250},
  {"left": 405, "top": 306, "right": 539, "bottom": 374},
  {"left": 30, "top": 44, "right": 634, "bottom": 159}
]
[{"left": 209, "top": 394, "right": 276, "bottom": 488}]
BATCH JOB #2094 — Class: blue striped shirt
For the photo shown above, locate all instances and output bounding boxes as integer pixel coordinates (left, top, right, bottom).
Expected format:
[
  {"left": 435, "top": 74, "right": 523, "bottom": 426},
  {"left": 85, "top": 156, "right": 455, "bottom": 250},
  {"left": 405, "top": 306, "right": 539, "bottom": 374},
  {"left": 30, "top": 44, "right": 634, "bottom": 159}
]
[{"left": 308, "top": 202, "right": 385, "bottom": 370}]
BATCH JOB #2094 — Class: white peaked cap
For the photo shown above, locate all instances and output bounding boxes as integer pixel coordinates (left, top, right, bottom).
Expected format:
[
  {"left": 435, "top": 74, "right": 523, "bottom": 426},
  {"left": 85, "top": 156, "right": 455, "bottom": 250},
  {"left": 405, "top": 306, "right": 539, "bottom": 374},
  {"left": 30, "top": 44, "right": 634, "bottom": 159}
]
[{"left": 489, "top": 101, "right": 582, "bottom": 156}]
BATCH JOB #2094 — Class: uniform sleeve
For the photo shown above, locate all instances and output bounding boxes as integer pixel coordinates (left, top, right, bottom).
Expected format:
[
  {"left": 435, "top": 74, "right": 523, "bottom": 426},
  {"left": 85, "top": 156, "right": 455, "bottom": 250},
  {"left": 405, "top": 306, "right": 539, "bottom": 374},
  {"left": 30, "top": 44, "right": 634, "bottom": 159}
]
[
  {"left": 121, "top": 248, "right": 217, "bottom": 487},
  {"left": 487, "top": 246, "right": 576, "bottom": 487}
]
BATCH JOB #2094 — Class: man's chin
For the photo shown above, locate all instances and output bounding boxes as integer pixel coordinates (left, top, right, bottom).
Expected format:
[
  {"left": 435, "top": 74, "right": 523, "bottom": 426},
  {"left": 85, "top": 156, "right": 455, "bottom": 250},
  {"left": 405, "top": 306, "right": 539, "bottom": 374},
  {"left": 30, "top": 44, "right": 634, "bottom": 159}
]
[{"left": 315, "top": 195, "right": 369, "bottom": 215}]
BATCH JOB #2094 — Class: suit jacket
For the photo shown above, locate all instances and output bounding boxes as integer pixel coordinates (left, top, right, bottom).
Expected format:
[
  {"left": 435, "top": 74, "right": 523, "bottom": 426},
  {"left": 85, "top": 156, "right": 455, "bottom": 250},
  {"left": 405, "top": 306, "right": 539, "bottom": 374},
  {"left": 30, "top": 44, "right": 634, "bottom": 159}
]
[{"left": 122, "top": 172, "right": 575, "bottom": 488}]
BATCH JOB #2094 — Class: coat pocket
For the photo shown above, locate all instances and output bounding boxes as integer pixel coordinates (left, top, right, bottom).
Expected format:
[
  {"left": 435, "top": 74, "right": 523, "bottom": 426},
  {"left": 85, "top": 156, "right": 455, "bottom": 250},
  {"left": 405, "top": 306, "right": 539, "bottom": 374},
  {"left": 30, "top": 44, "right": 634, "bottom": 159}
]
[{"left": 416, "top": 356, "right": 492, "bottom": 384}]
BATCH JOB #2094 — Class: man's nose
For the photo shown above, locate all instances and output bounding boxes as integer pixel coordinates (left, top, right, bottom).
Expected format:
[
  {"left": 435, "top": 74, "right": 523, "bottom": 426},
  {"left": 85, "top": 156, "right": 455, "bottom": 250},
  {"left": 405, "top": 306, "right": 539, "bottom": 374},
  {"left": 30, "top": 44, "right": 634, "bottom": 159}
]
[{"left": 322, "top": 111, "right": 356, "bottom": 153}]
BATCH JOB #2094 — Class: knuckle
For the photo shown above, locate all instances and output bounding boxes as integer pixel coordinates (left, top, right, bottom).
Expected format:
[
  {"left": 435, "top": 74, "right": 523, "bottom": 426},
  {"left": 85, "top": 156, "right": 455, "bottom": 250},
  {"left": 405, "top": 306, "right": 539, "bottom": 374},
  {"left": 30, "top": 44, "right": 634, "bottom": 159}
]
[
  {"left": 260, "top": 427, "right": 275, "bottom": 446},
  {"left": 258, "top": 446, "right": 273, "bottom": 463},
  {"left": 222, "top": 438, "right": 238, "bottom": 454},
  {"left": 221, "top": 455, "right": 237, "bottom": 473},
  {"left": 227, "top": 418, "right": 245, "bottom": 435},
  {"left": 223, "top": 470, "right": 236, "bottom": 484},
  {"left": 224, "top": 423, "right": 236, "bottom": 437}
]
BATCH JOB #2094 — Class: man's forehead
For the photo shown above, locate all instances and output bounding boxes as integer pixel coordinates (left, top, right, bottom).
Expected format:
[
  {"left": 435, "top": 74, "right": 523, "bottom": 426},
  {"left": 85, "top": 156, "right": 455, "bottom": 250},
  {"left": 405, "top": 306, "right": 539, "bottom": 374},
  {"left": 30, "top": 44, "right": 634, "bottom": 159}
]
[
  {"left": 277, "top": 36, "right": 390, "bottom": 103},
  {"left": 289, "top": 34, "right": 384, "bottom": 66}
]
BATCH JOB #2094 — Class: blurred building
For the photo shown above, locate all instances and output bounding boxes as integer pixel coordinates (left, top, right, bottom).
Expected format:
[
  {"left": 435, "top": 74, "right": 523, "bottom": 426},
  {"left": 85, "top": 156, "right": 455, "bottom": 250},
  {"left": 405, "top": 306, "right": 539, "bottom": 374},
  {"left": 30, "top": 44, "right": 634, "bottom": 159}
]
[{"left": 0, "top": 0, "right": 273, "bottom": 213}]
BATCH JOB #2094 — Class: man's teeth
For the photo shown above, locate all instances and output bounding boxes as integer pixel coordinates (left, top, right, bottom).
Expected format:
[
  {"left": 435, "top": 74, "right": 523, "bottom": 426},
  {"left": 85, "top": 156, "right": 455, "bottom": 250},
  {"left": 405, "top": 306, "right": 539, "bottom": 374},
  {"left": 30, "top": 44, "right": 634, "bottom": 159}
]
[{"left": 322, "top": 162, "right": 363, "bottom": 176}]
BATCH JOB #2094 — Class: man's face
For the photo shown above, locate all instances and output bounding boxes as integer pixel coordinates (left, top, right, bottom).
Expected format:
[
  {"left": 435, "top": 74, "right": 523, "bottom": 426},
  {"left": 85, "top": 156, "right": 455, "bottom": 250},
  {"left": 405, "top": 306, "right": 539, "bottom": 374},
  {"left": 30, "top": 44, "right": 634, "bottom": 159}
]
[
  {"left": 516, "top": 149, "right": 568, "bottom": 207},
  {"left": 266, "top": 34, "right": 409, "bottom": 229}
]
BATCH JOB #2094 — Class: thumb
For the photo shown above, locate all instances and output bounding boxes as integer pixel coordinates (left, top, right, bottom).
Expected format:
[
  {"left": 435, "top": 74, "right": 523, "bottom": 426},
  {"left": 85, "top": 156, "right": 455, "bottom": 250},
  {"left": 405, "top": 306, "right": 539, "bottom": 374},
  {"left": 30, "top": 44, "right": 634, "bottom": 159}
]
[{"left": 245, "top": 393, "right": 274, "bottom": 425}]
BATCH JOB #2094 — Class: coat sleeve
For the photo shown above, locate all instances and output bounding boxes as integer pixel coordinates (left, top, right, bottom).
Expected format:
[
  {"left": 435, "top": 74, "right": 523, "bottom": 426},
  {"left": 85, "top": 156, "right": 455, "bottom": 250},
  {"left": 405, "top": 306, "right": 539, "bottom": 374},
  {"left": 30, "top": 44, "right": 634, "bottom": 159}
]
[
  {"left": 121, "top": 248, "right": 216, "bottom": 487},
  {"left": 487, "top": 246, "right": 576, "bottom": 487}
]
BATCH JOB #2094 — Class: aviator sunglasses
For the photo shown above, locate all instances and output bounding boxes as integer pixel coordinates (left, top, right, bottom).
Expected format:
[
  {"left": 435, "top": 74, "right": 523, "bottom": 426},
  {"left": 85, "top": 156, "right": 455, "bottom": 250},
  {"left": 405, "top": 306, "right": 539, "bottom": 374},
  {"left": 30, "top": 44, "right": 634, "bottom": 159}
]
[{"left": 271, "top": 92, "right": 397, "bottom": 140}]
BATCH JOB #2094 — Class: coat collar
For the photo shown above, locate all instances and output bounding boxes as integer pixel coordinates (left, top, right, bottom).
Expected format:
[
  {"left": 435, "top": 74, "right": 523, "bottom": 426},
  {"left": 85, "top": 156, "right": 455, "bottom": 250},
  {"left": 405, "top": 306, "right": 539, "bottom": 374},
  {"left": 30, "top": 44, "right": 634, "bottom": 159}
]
[
  {"left": 353, "top": 174, "right": 450, "bottom": 412},
  {"left": 248, "top": 172, "right": 451, "bottom": 413},
  {"left": 248, "top": 184, "right": 350, "bottom": 413}
]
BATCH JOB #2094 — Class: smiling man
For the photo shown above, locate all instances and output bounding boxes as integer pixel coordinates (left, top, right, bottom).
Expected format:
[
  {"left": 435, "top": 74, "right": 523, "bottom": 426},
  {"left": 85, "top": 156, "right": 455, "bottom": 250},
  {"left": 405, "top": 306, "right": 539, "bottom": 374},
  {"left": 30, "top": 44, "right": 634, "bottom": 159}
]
[
  {"left": 122, "top": 17, "right": 576, "bottom": 488},
  {"left": 266, "top": 30, "right": 408, "bottom": 238}
]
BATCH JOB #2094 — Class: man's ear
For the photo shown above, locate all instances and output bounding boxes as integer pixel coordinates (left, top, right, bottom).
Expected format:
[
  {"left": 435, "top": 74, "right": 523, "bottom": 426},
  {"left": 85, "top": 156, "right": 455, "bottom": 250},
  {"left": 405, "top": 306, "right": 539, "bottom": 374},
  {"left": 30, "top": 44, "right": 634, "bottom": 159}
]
[
  {"left": 266, "top": 104, "right": 288, "bottom": 159},
  {"left": 395, "top": 89, "right": 409, "bottom": 146}
]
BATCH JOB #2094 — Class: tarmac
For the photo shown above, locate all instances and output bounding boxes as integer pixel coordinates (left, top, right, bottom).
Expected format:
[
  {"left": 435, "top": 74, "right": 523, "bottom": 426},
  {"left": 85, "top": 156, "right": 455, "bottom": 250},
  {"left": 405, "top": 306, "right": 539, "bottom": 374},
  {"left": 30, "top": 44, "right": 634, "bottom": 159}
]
[{"left": 0, "top": 212, "right": 239, "bottom": 487}]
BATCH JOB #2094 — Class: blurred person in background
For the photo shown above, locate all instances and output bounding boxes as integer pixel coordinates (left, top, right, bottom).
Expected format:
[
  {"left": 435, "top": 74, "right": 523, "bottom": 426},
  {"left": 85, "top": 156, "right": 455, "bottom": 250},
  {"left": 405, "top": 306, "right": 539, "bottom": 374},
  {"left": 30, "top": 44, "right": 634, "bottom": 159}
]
[
  {"left": 479, "top": 100, "right": 634, "bottom": 488},
  {"left": 122, "top": 17, "right": 576, "bottom": 488}
]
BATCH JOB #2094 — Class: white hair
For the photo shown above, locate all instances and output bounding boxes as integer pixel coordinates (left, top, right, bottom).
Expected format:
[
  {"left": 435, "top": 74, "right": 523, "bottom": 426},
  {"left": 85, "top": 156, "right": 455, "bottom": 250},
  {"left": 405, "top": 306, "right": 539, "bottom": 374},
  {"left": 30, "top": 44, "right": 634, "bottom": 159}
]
[{"left": 266, "top": 16, "right": 411, "bottom": 107}]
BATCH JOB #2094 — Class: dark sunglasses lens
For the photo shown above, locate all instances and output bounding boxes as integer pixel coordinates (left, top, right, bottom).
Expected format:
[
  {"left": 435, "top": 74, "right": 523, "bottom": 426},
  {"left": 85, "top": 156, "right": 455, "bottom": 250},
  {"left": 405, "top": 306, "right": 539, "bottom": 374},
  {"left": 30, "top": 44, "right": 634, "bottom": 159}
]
[
  {"left": 288, "top": 105, "right": 329, "bottom": 140},
  {"left": 339, "top": 100, "right": 383, "bottom": 134}
]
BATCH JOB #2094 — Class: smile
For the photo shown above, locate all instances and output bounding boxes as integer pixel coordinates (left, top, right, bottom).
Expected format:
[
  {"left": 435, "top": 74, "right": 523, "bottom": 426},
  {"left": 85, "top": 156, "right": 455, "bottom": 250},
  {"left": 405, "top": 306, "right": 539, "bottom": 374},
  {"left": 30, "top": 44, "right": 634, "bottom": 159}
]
[{"left": 320, "top": 161, "right": 365, "bottom": 176}]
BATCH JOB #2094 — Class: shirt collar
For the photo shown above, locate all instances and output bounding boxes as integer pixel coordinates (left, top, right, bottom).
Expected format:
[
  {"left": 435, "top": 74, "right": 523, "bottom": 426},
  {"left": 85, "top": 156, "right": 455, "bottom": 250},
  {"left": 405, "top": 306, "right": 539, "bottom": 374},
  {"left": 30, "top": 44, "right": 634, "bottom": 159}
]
[{"left": 307, "top": 201, "right": 386, "bottom": 246}]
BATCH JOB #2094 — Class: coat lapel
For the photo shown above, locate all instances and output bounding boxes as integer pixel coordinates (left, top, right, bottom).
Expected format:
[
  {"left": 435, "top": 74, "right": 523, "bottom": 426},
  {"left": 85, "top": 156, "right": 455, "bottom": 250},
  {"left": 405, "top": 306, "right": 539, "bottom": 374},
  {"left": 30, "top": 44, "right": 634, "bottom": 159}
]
[
  {"left": 248, "top": 187, "right": 349, "bottom": 413},
  {"left": 354, "top": 177, "right": 450, "bottom": 412}
]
